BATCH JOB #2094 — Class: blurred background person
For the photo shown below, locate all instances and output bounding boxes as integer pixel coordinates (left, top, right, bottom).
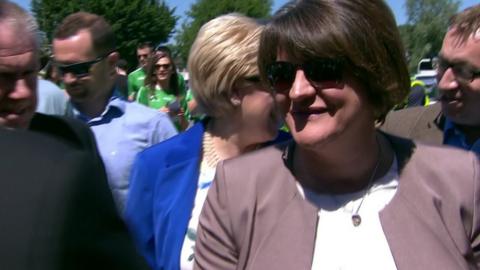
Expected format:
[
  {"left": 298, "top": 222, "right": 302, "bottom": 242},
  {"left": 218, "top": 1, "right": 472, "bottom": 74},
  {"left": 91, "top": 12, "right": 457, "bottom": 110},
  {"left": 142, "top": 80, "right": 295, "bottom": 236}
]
[
  {"left": 125, "top": 13, "right": 289, "bottom": 270},
  {"left": 128, "top": 42, "right": 153, "bottom": 101},
  {"left": 194, "top": 1, "right": 480, "bottom": 269},
  {"left": 36, "top": 54, "right": 67, "bottom": 115},
  {"left": 136, "top": 51, "right": 189, "bottom": 131},
  {"left": 115, "top": 58, "right": 129, "bottom": 99},
  {"left": 383, "top": 4, "right": 480, "bottom": 154}
]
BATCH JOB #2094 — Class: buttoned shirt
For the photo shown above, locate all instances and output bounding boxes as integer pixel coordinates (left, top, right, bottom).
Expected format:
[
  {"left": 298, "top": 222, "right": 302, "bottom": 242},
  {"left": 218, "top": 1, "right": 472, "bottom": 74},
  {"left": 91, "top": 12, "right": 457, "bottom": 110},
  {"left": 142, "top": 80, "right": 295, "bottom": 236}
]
[
  {"left": 443, "top": 118, "right": 480, "bottom": 155},
  {"left": 71, "top": 93, "right": 177, "bottom": 213}
]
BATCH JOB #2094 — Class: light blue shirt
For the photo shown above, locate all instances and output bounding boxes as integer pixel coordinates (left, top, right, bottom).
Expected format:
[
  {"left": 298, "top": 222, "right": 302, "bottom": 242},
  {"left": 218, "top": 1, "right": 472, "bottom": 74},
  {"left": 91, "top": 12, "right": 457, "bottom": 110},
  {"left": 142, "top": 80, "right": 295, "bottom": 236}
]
[
  {"left": 71, "top": 93, "right": 178, "bottom": 213},
  {"left": 443, "top": 118, "right": 480, "bottom": 155},
  {"left": 36, "top": 78, "right": 67, "bottom": 115}
]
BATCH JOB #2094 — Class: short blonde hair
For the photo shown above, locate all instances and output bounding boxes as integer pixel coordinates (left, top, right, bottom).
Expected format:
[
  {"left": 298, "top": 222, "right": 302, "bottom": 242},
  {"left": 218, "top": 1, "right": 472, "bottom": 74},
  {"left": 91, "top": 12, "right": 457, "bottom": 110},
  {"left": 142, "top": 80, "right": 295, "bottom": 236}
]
[{"left": 188, "top": 13, "right": 263, "bottom": 117}]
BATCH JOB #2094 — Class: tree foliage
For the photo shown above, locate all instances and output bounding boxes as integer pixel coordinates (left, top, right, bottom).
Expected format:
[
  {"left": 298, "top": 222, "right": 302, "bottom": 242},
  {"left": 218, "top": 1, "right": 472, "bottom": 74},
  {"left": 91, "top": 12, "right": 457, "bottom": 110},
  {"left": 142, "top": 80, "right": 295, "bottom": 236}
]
[
  {"left": 402, "top": 0, "right": 460, "bottom": 73},
  {"left": 32, "top": 0, "right": 177, "bottom": 71},
  {"left": 174, "top": 0, "right": 272, "bottom": 66}
]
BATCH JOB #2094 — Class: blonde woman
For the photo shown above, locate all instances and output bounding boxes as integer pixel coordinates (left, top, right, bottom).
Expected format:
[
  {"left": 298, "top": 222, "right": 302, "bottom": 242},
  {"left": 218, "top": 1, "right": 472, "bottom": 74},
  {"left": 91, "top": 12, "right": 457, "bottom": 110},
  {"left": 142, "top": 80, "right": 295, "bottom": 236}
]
[{"left": 124, "top": 13, "right": 289, "bottom": 270}]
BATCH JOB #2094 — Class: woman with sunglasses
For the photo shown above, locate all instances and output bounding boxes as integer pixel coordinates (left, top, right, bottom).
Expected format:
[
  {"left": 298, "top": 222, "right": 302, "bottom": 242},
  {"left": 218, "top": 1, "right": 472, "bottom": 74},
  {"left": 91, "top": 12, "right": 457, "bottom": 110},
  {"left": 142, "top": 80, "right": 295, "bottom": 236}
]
[
  {"left": 136, "top": 51, "right": 189, "bottom": 130},
  {"left": 124, "top": 13, "right": 289, "bottom": 270},
  {"left": 194, "top": 0, "right": 480, "bottom": 269}
]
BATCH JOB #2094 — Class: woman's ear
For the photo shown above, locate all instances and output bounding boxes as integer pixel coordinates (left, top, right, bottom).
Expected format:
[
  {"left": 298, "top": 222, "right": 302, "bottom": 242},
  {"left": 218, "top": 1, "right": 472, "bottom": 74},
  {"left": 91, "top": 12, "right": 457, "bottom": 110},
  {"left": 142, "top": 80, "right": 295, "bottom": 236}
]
[{"left": 230, "top": 87, "right": 243, "bottom": 106}]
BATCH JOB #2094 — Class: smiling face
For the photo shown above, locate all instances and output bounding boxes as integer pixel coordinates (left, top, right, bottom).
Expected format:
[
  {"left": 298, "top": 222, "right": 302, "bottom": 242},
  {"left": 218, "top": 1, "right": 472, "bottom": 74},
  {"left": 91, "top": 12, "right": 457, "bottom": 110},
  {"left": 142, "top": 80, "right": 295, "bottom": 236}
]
[
  {"left": 0, "top": 22, "right": 38, "bottom": 129},
  {"left": 277, "top": 52, "right": 375, "bottom": 149},
  {"left": 438, "top": 29, "right": 480, "bottom": 126},
  {"left": 155, "top": 56, "right": 173, "bottom": 85}
]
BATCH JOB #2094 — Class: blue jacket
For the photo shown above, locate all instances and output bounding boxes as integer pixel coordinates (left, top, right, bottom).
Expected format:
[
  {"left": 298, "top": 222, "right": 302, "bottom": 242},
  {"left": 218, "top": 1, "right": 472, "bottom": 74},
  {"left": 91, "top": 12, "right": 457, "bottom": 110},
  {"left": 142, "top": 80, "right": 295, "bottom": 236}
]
[{"left": 125, "top": 121, "right": 290, "bottom": 270}]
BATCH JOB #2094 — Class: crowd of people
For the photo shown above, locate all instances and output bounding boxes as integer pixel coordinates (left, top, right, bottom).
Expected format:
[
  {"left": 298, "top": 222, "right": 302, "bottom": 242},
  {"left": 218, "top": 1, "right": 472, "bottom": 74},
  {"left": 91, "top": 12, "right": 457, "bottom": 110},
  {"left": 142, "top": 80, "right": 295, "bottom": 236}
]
[{"left": 0, "top": 0, "right": 479, "bottom": 269}]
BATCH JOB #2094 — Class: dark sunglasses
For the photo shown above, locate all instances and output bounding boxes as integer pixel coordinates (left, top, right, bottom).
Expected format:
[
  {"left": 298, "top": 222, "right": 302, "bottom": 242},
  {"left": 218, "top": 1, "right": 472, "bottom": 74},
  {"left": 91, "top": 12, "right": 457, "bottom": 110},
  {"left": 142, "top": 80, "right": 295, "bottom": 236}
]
[
  {"left": 55, "top": 52, "right": 112, "bottom": 78},
  {"left": 437, "top": 56, "right": 480, "bottom": 84},
  {"left": 266, "top": 58, "right": 345, "bottom": 93},
  {"left": 155, "top": 63, "right": 172, "bottom": 70}
]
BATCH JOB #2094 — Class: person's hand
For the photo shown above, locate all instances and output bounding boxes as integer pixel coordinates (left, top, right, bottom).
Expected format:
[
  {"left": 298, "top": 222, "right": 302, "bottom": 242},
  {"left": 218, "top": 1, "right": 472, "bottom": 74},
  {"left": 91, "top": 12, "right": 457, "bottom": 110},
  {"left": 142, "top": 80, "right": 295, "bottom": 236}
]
[{"left": 159, "top": 107, "right": 170, "bottom": 113}]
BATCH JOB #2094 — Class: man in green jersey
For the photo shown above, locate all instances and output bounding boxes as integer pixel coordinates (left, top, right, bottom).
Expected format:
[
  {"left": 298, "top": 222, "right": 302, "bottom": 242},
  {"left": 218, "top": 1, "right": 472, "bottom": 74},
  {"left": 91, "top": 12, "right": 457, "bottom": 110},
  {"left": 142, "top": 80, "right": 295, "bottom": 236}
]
[{"left": 127, "top": 42, "right": 153, "bottom": 101}]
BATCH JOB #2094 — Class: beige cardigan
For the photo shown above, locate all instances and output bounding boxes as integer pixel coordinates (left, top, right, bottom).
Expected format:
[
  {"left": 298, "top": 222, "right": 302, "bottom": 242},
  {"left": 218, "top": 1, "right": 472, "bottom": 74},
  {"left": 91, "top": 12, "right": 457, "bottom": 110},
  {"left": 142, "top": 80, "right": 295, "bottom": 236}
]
[{"left": 194, "top": 134, "right": 480, "bottom": 270}]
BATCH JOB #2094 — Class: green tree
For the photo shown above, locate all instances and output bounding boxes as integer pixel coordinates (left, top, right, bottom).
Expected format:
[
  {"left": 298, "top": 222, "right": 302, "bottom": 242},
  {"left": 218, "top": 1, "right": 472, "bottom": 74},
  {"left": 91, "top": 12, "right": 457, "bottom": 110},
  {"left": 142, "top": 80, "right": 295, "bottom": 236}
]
[
  {"left": 403, "top": 0, "right": 460, "bottom": 73},
  {"left": 174, "top": 0, "right": 272, "bottom": 65},
  {"left": 32, "top": 0, "right": 177, "bottom": 71}
]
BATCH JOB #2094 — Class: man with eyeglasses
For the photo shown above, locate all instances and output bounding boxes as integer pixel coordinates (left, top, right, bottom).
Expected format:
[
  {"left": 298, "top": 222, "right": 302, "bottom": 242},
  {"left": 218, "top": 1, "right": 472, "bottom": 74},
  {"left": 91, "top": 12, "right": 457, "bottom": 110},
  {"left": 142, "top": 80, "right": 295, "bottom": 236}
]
[
  {"left": 382, "top": 4, "right": 480, "bottom": 155},
  {"left": 128, "top": 42, "right": 153, "bottom": 101},
  {"left": 52, "top": 12, "right": 177, "bottom": 213},
  {"left": 0, "top": 1, "right": 150, "bottom": 269}
]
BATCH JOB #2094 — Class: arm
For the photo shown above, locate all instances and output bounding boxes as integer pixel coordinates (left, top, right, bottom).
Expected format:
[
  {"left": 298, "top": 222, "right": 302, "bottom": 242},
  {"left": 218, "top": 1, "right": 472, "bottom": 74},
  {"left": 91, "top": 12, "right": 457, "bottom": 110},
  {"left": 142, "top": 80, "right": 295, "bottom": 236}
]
[
  {"left": 136, "top": 87, "right": 149, "bottom": 106},
  {"left": 149, "top": 113, "right": 178, "bottom": 145},
  {"left": 60, "top": 150, "right": 150, "bottom": 270},
  {"left": 194, "top": 162, "right": 239, "bottom": 270},
  {"left": 124, "top": 154, "right": 157, "bottom": 269},
  {"left": 127, "top": 73, "right": 137, "bottom": 101},
  {"left": 471, "top": 154, "right": 480, "bottom": 268}
]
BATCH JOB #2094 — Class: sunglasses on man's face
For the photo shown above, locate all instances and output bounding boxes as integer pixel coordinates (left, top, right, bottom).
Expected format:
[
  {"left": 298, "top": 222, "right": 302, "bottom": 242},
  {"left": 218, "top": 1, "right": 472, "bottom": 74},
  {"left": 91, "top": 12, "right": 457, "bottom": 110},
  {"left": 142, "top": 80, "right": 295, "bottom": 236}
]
[
  {"left": 55, "top": 53, "right": 111, "bottom": 78},
  {"left": 266, "top": 58, "right": 345, "bottom": 93}
]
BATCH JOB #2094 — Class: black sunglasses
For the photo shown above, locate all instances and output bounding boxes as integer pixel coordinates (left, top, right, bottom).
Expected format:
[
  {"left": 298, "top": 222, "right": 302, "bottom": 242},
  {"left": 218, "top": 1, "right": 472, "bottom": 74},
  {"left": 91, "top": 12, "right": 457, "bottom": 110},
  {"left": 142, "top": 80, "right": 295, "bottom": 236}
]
[
  {"left": 266, "top": 58, "right": 345, "bottom": 93},
  {"left": 155, "top": 63, "right": 172, "bottom": 70},
  {"left": 55, "top": 52, "right": 112, "bottom": 78}
]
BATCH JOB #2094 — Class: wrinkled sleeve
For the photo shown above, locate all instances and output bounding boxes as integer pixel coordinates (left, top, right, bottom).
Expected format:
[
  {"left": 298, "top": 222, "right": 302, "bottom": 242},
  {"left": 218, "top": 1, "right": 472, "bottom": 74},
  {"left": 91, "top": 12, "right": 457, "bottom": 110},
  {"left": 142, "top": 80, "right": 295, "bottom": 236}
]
[
  {"left": 124, "top": 153, "right": 156, "bottom": 269},
  {"left": 471, "top": 154, "right": 480, "bottom": 268},
  {"left": 194, "top": 162, "right": 239, "bottom": 270},
  {"left": 149, "top": 113, "right": 177, "bottom": 145}
]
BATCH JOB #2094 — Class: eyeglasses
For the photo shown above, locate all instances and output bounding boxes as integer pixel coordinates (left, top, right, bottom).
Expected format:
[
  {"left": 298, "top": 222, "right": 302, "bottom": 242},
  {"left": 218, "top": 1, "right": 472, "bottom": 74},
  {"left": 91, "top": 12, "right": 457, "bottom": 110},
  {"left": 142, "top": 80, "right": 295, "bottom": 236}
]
[
  {"left": 155, "top": 64, "right": 171, "bottom": 70},
  {"left": 437, "top": 57, "right": 480, "bottom": 84},
  {"left": 266, "top": 58, "right": 345, "bottom": 93},
  {"left": 55, "top": 52, "right": 112, "bottom": 78}
]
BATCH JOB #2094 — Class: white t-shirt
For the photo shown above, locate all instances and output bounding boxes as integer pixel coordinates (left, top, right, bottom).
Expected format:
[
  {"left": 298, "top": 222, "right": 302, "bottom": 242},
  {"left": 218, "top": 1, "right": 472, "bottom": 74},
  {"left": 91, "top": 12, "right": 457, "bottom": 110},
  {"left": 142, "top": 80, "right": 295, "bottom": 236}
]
[
  {"left": 179, "top": 160, "right": 216, "bottom": 270},
  {"left": 298, "top": 158, "right": 399, "bottom": 270}
]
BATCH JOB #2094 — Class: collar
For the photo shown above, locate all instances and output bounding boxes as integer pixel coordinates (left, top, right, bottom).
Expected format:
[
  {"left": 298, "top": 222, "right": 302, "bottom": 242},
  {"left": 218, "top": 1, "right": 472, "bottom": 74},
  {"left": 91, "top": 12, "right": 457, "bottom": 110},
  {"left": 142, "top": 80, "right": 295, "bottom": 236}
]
[
  {"left": 72, "top": 90, "right": 126, "bottom": 123},
  {"left": 443, "top": 118, "right": 480, "bottom": 153}
]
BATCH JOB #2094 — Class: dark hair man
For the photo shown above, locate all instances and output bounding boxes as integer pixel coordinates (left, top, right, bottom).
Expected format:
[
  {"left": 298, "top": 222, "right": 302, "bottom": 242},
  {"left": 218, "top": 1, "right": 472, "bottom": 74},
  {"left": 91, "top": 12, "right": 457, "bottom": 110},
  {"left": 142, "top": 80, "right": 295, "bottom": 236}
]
[
  {"left": 128, "top": 42, "right": 153, "bottom": 100},
  {"left": 382, "top": 4, "right": 480, "bottom": 155},
  {"left": 52, "top": 12, "right": 177, "bottom": 213}
]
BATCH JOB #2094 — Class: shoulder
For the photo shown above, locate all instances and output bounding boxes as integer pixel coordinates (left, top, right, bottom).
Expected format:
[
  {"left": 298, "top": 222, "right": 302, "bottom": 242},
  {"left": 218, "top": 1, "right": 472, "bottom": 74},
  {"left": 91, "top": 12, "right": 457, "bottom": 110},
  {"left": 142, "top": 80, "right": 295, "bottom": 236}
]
[
  {"left": 137, "top": 122, "right": 204, "bottom": 164},
  {"left": 128, "top": 68, "right": 144, "bottom": 79},
  {"left": 29, "top": 113, "right": 97, "bottom": 152},
  {"left": 121, "top": 101, "right": 168, "bottom": 122},
  {"left": 381, "top": 103, "right": 443, "bottom": 141},
  {"left": 220, "top": 142, "right": 293, "bottom": 191},
  {"left": 391, "top": 135, "right": 479, "bottom": 198}
]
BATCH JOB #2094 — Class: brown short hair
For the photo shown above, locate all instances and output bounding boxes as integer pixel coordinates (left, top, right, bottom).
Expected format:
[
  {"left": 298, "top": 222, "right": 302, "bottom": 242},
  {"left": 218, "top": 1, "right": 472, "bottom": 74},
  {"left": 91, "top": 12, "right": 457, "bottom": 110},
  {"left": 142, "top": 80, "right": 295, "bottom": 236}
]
[
  {"left": 448, "top": 4, "right": 480, "bottom": 43},
  {"left": 54, "top": 12, "right": 115, "bottom": 55},
  {"left": 258, "top": 0, "right": 410, "bottom": 122}
]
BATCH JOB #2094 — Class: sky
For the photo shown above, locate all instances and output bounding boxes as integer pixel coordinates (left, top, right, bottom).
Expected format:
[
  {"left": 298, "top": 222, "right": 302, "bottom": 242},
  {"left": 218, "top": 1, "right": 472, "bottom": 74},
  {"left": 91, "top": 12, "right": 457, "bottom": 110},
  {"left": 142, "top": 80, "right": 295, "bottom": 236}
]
[{"left": 11, "top": 0, "right": 479, "bottom": 28}]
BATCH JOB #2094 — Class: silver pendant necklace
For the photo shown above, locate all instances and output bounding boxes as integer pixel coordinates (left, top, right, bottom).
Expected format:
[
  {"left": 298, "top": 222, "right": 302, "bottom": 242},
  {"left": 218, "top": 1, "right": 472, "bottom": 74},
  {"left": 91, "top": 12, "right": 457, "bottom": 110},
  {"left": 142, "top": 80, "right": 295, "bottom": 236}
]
[{"left": 351, "top": 137, "right": 381, "bottom": 227}]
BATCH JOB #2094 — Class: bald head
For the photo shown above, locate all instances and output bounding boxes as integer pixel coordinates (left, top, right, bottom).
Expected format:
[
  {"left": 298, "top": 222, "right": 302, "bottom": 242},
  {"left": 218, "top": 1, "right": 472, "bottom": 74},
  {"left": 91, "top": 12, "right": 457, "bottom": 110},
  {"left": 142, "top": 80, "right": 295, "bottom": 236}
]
[{"left": 0, "top": 0, "right": 39, "bottom": 55}]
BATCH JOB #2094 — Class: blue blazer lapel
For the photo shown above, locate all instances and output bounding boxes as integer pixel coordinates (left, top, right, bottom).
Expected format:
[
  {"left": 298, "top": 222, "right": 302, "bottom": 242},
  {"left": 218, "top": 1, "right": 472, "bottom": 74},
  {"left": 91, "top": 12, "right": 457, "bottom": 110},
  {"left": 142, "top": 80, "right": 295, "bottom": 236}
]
[{"left": 153, "top": 122, "right": 205, "bottom": 269}]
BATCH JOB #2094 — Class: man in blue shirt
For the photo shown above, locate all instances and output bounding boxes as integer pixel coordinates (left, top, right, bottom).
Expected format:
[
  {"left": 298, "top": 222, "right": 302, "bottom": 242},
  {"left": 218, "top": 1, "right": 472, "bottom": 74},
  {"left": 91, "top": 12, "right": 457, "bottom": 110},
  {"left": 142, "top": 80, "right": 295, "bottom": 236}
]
[
  {"left": 382, "top": 4, "right": 480, "bottom": 155},
  {"left": 52, "top": 12, "right": 177, "bottom": 213}
]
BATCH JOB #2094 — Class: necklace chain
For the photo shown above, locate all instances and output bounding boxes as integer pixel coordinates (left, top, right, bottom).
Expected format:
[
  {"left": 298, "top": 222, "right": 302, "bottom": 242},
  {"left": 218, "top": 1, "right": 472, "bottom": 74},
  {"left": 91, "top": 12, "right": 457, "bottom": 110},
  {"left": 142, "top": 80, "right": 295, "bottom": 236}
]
[
  {"left": 202, "top": 131, "right": 222, "bottom": 168},
  {"left": 351, "top": 136, "right": 382, "bottom": 227}
]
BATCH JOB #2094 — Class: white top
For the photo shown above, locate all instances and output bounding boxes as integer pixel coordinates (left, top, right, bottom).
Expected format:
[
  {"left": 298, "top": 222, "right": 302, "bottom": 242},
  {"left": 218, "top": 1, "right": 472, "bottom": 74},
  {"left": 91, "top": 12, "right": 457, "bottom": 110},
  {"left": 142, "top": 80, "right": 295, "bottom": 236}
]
[
  {"left": 298, "top": 158, "right": 399, "bottom": 270},
  {"left": 179, "top": 160, "right": 216, "bottom": 270}
]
